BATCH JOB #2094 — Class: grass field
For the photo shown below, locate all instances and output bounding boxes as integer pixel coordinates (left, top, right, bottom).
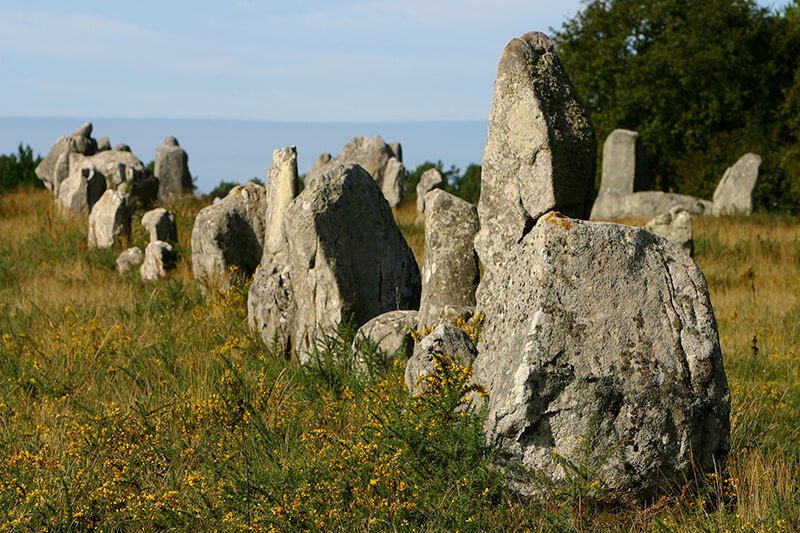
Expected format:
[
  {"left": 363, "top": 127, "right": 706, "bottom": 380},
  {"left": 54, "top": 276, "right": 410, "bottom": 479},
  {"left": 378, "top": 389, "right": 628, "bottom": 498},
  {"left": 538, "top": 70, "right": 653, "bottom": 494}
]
[{"left": 0, "top": 187, "right": 797, "bottom": 531}]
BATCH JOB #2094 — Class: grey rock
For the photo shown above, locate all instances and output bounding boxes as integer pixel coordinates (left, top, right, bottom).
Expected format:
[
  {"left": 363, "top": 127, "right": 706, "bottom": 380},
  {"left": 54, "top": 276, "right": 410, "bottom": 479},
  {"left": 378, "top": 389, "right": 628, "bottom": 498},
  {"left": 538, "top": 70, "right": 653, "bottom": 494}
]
[
  {"left": 599, "top": 129, "right": 653, "bottom": 196},
  {"left": 282, "top": 163, "right": 421, "bottom": 359},
  {"left": 308, "top": 152, "right": 332, "bottom": 179},
  {"left": 381, "top": 157, "right": 407, "bottom": 207},
  {"left": 712, "top": 153, "right": 761, "bottom": 216},
  {"left": 88, "top": 189, "right": 131, "bottom": 249},
  {"left": 416, "top": 168, "right": 445, "bottom": 214},
  {"left": 353, "top": 310, "right": 419, "bottom": 375},
  {"left": 405, "top": 324, "right": 478, "bottom": 393},
  {"left": 473, "top": 213, "right": 730, "bottom": 502},
  {"left": 191, "top": 182, "right": 267, "bottom": 289},
  {"left": 140, "top": 241, "right": 177, "bottom": 281},
  {"left": 97, "top": 136, "right": 111, "bottom": 152},
  {"left": 155, "top": 136, "right": 193, "bottom": 202},
  {"left": 475, "top": 31, "right": 596, "bottom": 274},
  {"left": 645, "top": 207, "right": 693, "bottom": 257},
  {"left": 390, "top": 141, "right": 403, "bottom": 162},
  {"left": 141, "top": 208, "right": 177, "bottom": 243},
  {"left": 114, "top": 143, "right": 131, "bottom": 152},
  {"left": 590, "top": 190, "right": 712, "bottom": 221},
  {"left": 66, "top": 151, "right": 147, "bottom": 192},
  {"left": 35, "top": 122, "right": 98, "bottom": 192},
  {"left": 418, "top": 190, "right": 479, "bottom": 330},
  {"left": 117, "top": 247, "right": 144, "bottom": 275},
  {"left": 264, "top": 146, "right": 299, "bottom": 258},
  {"left": 57, "top": 167, "right": 107, "bottom": 213},
  {"left": 248, "top": 255, "right": 295, "bottom": 352}
]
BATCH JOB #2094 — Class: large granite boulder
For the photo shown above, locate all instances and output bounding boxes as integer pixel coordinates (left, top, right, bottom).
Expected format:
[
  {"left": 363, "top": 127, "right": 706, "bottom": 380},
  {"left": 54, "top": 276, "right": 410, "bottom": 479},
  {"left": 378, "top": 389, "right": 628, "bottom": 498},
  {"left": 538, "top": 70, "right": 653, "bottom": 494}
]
[
  {"left": 191, "top": 182, "right": 267, "bottom": 288},
  {"left": 57, "top": 167, "right": 107, "bottom": 214},
  {"left": 475, "top": 32, "right": 596, "bottom": 273},
  {"left": 645, "top": 207, "right": 693, "bottom": 257},
  {"left": 352, "top": 310, "right": 419, "bottom": 375},
  {"left": 67, "top": 150, "right": 147, "bottom": 191},
  {"left": 141, "top": 241, "right": 177, "bottom": 281},
  {"left": 405, "top": 324, "right": 478, "bottom": 394},
  {"left": 417, "top": 190, "right": 479, "bottom": 330},
  {"left": 309, "top": 136, "right": 409, "bottom": 207},
  {"left": 35, "top": 122, "right": 98, "bottom": 193},
  {"left": 88, "top": 189, "right": 131, "bottom": 249},
  {"left": 474, "top": 213, "right": 731, "bottom": 502},
  {"left": 712, "top": 153, "right": 761, "bottom": 216},
  {"left": 155, "top": 136, "right": 193, "bottom": 202},
  {"left": 416, "top": 168, "right": 445, "bottom": 214},
  {"left": 251, "top": 163, "right": 421, "bottom": 360},
  {"left": 141, "top": 208, "right": 177, "bottom": 243}
]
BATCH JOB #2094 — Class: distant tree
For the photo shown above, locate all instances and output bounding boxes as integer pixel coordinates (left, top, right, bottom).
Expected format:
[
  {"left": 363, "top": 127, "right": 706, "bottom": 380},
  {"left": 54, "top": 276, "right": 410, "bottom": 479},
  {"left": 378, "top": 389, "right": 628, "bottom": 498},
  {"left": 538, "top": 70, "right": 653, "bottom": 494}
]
[
  {"left": 208, "top": 180, "right": 239, "bottom": 199},
  {"left": 452, "top": 164, "right": 481, "bottom": 205},
  {"left": 0, "top": 144, "right": 42, "bottom": 193}
]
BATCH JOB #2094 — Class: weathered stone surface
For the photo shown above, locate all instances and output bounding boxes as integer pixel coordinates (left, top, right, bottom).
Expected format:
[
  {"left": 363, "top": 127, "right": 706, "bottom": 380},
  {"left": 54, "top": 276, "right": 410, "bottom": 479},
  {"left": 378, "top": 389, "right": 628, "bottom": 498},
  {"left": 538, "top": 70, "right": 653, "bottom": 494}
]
[
  {"left": 58, "top": 167, "right": 107, "bottom": 213},
  {"left": 645, "top": 207, "right": 693, "bottom": 257},
  {"left": 114, "top": 143, "right": 131, "bottom": 152},
  {"left": 712, "top": 153, "right": 761, "bottom": 216},
  {"left": 473, "top": 213, "right": 730, "bottom": 501},
  {"left": 308, "top": 136, "right": 409, "bottom": 207},
  {"left": 264, "top": 146, "right": 299, "bottom": 257},
  {"left": 97, "top": 136, "right": 111, "bottom": 152},
  {"left": 141, "top": 208, "right": 177, "bottom": 243},
  {"left": 390, "top": 141, "right": 403, "bottom": 162},
  {"left": 35, "top": 122, "right": 97, "bottom": 192},
  {"left": 155, "top": 136, "right": 193, "bottom": 202},
  {"left": 353, "top": 310, "right": 419, "bottom": 374},
  {"left": 117, "top": 247, "right": 144, "bottom": 275},
  {"left": 405, "top": 324, "right": 478, "bottom": 393},
  {"left": 418, "top": 190, "right": 479, "bottom": 330},
  {"left": 191, "top": 182, "right": 267, "bottom": 288},
  {"left": 590, "top": 190, "right": 712, "bottom": 221},
  {"left": 475, "top": 32, "right": 596, "bottom": 273},
  {"left": 67, "top": 151, "right": 147, "bottom": 191},
  {"left": 88, "top": 189, "right": 131, "bottom": 249},
  {"left": 599, "top": 129, "right": 653, "bottom": 196},
  {"left": 416, "top": 168, "right": 445, "bottom": 214},
  {"left": 281, "top": 163, "right": 420, "bottom": 359},
  {"left": 140, "top": 241, "right": 177, "bottom": 281}
]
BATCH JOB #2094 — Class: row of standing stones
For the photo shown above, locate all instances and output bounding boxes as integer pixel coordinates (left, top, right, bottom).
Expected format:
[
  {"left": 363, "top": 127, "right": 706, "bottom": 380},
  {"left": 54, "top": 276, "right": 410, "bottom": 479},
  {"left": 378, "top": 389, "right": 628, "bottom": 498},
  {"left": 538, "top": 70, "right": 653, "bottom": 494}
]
[
  {"left": 32, "top": 31, "right": 738, "bottom": 503},
  {"left": 34, "top": 122, "right": 190, "bottom": 280}
]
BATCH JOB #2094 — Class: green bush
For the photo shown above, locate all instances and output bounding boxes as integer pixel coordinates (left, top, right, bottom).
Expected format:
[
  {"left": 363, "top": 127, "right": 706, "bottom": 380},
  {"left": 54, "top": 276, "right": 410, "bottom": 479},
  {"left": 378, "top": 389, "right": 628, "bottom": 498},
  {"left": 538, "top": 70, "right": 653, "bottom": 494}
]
[{"left": 0, "top": 144, "right": 42, "bottom": 193}]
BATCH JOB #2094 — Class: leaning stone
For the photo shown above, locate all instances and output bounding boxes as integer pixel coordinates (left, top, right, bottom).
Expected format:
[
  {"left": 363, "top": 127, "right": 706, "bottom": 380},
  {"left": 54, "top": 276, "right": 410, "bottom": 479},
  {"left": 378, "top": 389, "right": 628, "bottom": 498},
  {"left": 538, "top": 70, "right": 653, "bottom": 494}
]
[
  {"left": 140, "top": 241, "right": 177, "bottom": 281},
  {"left": 416, "top": 168, "right": 445, "bottom": 214},
  {"left": 475, "top": 32, "right": 596, "bottom": 274},
  {"left": 117, "top": 247, "right": 144, "bottom": 275},
  {"left": 353, "top": 310, "right": 419, "bottom": 375},
  {"left": 598, "top": 129, "right": 653, "bottom": 196},
  {"left": 35, "top": 122, "right": 97, "bottom": 192},
  {"left": 405, "top": 324, "right": 478, "bottom": 394},
  {"left": 381, "top": 157, "right": 407, "bottom": 207},
  {"left": 88, "top": 189, "right": 131, "bottom": 249},
  {"left": 590, "top": 190, "right": 712, "bottom": 221},
  {"left": 58, "top": 167, "right": 107, "bottom": 213},
  {"left": 141, "top": 208, "right": 177, "bottom": 243},
  {"left": 155, "top": 136, "right": 193, "bottom": 202},
  {"left": 97, "top": 136, "right": 111, "bottom": 152},
  {"left": 417, "top": 190, "right": 479, "bottom": 330},
  {"left": 474, "top": 212, "right": 731, "bottom": 502},
  {"left": 191, "top": 182, "right": 267, "bottom": 288},
  {"left": 114, "top": 143, "right": 131, "bottom": 152},
  {"left": 712, "top": 153, "right": 761, "bottom": 216},
  {"left": 645, "top": 207, "right": 693, "bottom": 257},
  {"left": 281, "top": 163, "right": 420, "bottom": 359}
]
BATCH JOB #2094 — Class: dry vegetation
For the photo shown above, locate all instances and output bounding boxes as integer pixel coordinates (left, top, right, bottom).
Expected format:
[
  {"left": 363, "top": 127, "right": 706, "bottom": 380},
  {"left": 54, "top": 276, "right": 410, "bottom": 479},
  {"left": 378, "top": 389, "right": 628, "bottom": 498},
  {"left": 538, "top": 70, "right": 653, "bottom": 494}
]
[{"left": 0, "top": 187, "right": 797, "bottom": 531}]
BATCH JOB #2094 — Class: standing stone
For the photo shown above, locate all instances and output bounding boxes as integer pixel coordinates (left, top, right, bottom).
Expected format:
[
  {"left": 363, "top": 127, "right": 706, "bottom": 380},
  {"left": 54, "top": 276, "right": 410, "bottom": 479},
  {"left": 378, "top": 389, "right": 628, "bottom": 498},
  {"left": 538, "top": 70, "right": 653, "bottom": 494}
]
[
  {"left": 58, "top": 167, "right": 107, "bottom": 213},
  {"left": 405, "top": 324, "right": 478, "bottom": 394},
  {"left": 66, "top": 150, "right": 147, "bottom": 191},
  {"left": 155, "top": 136, "right": 193, "bottom": 202},
  {"left": 264, "top": 146, "right": 299, "bottom": 257},
  {"left": 191, "top": 182, "right": 267, "bottom": 288},
  {"left": 390, "top": 141, "right": 403, "bottom": 162},
  {"left": 381, "top": 157, "right": 407, "bottom": 206},
  {"left": 308, "top": 152, "right": 333, "bottom": 179},
  {"left": 117, "top": 247, "right": 144, "bottom": 275},
  {"left": 416, "top": 168, "right": 445, "bottom": 214},
  {"left": 475, "top": 32, "right": 596, "bottom": 273},
  {"left": 88, "top": 189, "right": 131, "bottom": 249},
  {"left": 352, "top": 310, "right": 419, "bottom": 375},
  {"left": 474, "top": 213, "right": 730, "bottom": 501},
  {"left": 591, "top": 190, "right": 712, "bottom": 221},
  {"left": 280, "top": 163, "right": 420, "bottom": 359},
  {"left": 35, "top": 122, "right": 97, "bottom": 192},
  {"left": 141, "top": 208, "right": 177, "bottom": 243},
  {"left": 417, "top": 190, "right": 479, "bottom": 330},
  {"left": 645, "top": 207, "right": 694, "bottom": 257},
  {"left": 598, "top": 129, "right": 653, "bottom": 196},
  {"left": 140, "top": 241, "right": 177, "bottom": 281},
  {"left": 97, "top": 136, "right": 111, "bottom": 152},
  {"left": 712, "top": 153, "right": 761, "bottom": 216}
]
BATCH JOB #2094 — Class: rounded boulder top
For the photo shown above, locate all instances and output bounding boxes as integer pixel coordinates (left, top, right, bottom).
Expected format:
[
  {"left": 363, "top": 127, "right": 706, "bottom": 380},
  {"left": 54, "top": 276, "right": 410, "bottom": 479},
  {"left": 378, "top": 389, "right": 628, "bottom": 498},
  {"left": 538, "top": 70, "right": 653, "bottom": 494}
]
[{"left": 164, "top": 136, "right": 179, "bottom": 147}]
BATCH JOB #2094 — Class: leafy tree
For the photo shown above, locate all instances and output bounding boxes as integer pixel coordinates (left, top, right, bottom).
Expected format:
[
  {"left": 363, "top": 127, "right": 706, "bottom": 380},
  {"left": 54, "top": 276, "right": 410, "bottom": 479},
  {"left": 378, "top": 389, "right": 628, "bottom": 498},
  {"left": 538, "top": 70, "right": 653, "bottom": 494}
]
[
  {"left": 553, "top": 0, "right": 800, "bottom": 206},
  {"left": 0, "top": 144, "right": 42, "bottom": 193},
  {"left": 451, "top": 164, "right": 481, "bottom": 205},
  {"left": 208, "top": 180, "right": 240, "bottom": 199}
]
